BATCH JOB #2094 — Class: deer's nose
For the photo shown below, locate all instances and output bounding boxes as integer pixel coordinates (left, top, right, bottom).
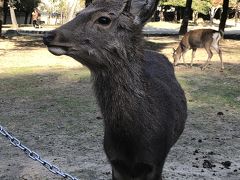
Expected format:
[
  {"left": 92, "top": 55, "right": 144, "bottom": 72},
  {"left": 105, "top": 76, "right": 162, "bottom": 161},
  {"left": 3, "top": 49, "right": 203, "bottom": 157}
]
[{"left": 43, "top": 31, "right": 56, "bottom": 45}]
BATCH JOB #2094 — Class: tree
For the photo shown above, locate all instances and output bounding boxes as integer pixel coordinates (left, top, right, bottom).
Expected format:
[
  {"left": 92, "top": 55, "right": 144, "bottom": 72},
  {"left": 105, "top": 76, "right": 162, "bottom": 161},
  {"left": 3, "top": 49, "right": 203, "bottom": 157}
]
[
  {"left": 40, "top": 0, "right": 63, "bottom": 24},
  {"left": 3, "top": 0, "right": 7, "bottom": 24},
  {"left": 18, "top": 0, "right": 40, "bottom": 24},
  {"left": 160, "top": 0, "right": 186, "bottom": 22},
  {"left": 161, "top": 0, "right": 211, "bottom": 23},
  {"left": 0, "top": 0, "right": 4, "bottom": 36},
  {"left": 209, "top": 0, "right": 222, "bottom": 25},
  {"left": 235, "top": 0, "right": 240, "bottom": 26},
  {"left": 192, "top": 0, "right": 212, "bottom": 24},
  {"left": 219, "top": 0, "right": 229, "bottom": 32},
  {"left": 58, "top": 0, "right": 68, "bottom": 24},
  {"left": 40, "top": 0, "right": 82, "bottom": 25},
  {"left": 160, "top": 0, "right": 186, "bottom": 7},
  {"left": 209, "top": 0, "right": 236, "bottom": 26},
  {"left": 179, "top": 0, "right": 193, "bottom": 35},
  {"left": 67, "top": 0, "right": 78, "bottom": 21},
  {"left": 7, "top": 0, "right": 20, "bottom": 28}
]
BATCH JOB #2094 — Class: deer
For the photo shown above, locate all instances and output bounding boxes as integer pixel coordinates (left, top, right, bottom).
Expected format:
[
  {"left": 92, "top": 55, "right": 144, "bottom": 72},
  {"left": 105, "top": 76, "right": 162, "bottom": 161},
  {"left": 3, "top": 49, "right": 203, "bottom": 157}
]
[
  {"left": 43, "top": 0, "right": 187, "bottom": 179},
  {"left": 172, "top": 29, "right": 224, "bottom": 70}
]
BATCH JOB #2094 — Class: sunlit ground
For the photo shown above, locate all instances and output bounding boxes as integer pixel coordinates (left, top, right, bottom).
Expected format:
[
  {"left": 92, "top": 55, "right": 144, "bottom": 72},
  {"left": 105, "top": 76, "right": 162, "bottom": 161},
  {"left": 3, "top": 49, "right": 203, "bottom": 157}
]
[{"left": 0, "top": 35, "right": 239, "bottom": 179}]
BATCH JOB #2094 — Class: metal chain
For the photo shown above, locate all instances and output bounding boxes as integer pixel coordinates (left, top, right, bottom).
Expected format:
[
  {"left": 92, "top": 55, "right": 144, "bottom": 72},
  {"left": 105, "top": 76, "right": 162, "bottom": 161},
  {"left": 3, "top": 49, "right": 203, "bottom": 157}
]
[{"left": 0, "top": 125, "right": 79, "bottom": 180}]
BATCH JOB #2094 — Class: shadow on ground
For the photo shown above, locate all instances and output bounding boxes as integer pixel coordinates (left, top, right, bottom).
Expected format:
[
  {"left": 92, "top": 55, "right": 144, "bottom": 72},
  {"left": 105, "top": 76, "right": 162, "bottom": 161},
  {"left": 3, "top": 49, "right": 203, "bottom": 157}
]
[{"left": 0, "top": 36, "right": 239, "bottom": 180}]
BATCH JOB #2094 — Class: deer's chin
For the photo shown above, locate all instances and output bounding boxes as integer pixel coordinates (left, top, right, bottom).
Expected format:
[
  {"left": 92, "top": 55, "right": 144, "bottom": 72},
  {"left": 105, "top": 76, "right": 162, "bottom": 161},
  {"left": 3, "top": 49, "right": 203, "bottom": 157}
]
[{"left": 48, "top": 46, "right": 68, "bottom": 56}]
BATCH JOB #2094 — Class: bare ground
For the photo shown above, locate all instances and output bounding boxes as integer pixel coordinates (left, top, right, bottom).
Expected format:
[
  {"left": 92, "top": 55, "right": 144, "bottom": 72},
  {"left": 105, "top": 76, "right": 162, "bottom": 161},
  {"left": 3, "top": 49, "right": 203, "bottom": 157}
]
[{"left": 0, "top": 36, "right": 239, "bottom": 180}]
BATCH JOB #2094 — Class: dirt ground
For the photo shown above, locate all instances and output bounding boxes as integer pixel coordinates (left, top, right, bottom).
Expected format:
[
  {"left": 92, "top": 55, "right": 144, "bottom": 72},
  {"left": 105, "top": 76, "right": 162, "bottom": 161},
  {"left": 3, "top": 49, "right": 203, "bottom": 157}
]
[{"left": 0, "top": 35, "right": 239, "bottom": 180}]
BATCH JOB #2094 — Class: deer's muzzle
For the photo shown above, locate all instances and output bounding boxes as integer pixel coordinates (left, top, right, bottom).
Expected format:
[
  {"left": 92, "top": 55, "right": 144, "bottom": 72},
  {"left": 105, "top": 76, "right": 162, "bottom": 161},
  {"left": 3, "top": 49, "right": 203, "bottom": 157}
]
[{"left": 43, "top": 31, "right": 72, "bottom": 56}]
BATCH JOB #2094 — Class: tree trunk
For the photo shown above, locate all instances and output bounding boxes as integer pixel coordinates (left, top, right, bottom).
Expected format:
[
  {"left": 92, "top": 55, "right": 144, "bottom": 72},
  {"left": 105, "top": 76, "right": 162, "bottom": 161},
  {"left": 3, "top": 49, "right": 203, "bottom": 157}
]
[
  {"left": 179, "top": 0, "right": 192, "bottom": 35},
  {"left": 55, "top": 15, "right": 58, "bottom": 25},
  {"left": 219, "top": 0, "right": 229, "bottom": 32},
  {"left": 3, "top": 0, "right": 7, "bottom": 24},
  {"left": 235, "top": 9, "right": 238, "bottom": 26},
  {"left": 174, "top": 8, "right": 177, "bottom": 22},
  {"left": 0, "top": 0, "right": 4, "bottom": 36},
  {"left": 209, "top": 7, "right": 219, "bottom": 26},
  {"left": 176, "top": 7, "right": 181, "bottom": 21},
  {"left": 61, "top": 11, "right": 63, "bottom": 24},
  {"left": 29, "top": 14, "right": 32, "bottom": 24},
  {"left": 235, "top": 2, "right": 240, "bottom": 26},
  {"left": 24, "top": 11, "right": 29, "bottom": 24},
  {"left": 67, "top": 0, "right": 78, "bottom": 21},
  {"left": 10, "top": 6, "right": 18, "bottom": 28},
  {"left": 160, "top": 7, "right": 164, "bottom": 21},
  {"left": 193, "top": 11, "right": 198, "bottom": 24}
]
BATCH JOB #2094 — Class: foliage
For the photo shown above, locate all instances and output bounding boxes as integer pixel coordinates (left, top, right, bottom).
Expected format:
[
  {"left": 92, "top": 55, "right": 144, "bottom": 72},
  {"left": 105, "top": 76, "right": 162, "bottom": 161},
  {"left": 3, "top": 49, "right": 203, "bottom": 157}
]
[
  {"left": 192, "top": 0, "right": 212, "bottom": 15},
  {"left": 211, "top": 0, "right": 237, "bottom": 7},
  {"left": 160, "top": 0, "right": 211, "bottom": 14},
  {"left": 229, "top": 0, "right": 239, "bottom": 7},
  {"left": 160, "top": 0, "right": 237, "bottom": 15},
  {"left": 40, "top": 0, "right": 63, "bottom": 15},
  {"left": 40, "top": 0, "right": 80, "bottom": 24},
  {"left": 211, "top": 0, "right": 223, "bottom": 6},
  {"left": 56, "top": 0, "right": 68, "bottom": 14},
  {"left": 179, "top": 0, "right": 192, "bottom": 35},
  {"left": 219, "top": 0, "right": 229, "bottom": 31},
  {"left": 160, "top": 0, "right": 186, "bottom": 7}
]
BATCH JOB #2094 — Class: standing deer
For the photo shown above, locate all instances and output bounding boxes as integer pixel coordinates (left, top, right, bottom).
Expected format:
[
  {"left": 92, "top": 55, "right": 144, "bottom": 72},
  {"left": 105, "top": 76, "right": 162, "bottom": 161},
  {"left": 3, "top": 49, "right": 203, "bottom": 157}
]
[
  {"left": 43, "top": 0, "right": 187, "bottom": 179},
  {"left": 173, "top": 29, "right": 224, "bottom": 70}
]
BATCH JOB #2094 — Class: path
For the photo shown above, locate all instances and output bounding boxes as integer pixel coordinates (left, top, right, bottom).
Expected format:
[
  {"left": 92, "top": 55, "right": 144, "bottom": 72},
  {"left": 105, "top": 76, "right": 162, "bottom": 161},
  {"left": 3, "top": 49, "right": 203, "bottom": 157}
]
[{"left": 2, "top": 21, "right": 240, "bottom": 38}]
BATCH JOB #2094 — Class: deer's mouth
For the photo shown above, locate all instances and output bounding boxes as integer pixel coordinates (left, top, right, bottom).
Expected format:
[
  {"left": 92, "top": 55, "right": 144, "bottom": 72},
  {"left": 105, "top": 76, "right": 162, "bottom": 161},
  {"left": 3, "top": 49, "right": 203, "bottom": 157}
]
[{"left": 47, "top": 45, "right": 69, "bottom": 56}]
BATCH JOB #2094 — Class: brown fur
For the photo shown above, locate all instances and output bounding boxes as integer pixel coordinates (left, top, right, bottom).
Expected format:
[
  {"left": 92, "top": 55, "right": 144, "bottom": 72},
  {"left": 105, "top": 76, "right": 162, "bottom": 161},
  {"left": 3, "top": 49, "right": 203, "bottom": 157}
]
[{"left": 173, "top": 29, "right": 224, "bottom": 70}]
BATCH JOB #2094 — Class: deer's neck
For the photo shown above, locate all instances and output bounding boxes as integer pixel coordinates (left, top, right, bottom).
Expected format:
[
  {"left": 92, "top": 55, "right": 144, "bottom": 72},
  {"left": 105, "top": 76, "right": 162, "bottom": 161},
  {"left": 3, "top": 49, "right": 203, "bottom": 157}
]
[
  {"left": 177, "top": 42, "right": 184, "bottom": 54},
  {"left": 92, "top": 51, "right": 145, "bottom": 126}
]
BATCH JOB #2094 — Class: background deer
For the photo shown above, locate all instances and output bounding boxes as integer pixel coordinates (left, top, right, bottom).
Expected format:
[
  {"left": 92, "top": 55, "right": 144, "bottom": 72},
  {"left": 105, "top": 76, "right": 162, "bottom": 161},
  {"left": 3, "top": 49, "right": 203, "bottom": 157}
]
[
  {"left": 43, "top": 0, "right": 187, "bottom": 179},
  {"left": 173, "top": 29, "right": 224, "bottom": 70}
]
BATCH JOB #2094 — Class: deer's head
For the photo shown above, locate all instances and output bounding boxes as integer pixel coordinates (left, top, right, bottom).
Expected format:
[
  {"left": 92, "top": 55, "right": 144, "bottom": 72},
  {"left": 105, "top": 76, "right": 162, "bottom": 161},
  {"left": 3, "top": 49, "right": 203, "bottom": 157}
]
[
  {"left": 172, "top": 48, "right": 181, "bottom": 66},
  {"left": 43, "top": 0, "right": 160, "bottom": 71}
]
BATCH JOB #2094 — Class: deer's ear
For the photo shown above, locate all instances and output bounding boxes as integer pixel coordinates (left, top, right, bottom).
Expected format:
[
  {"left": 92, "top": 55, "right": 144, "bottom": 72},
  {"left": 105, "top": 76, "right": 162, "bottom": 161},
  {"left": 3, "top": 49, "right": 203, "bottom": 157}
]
[
  {"left": 172, "top": 48, "right": 176, "bottom": 53},
  {"left": 130, "top": 0, "right": 160, "bottom": 25},
  {"left": 123, "top": 0, "right": 132, "bottom": 13}
]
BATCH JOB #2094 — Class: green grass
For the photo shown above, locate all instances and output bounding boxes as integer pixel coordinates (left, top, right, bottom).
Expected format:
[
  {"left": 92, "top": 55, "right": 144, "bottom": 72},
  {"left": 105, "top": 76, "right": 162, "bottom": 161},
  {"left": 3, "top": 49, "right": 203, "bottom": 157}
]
[
  {"left": 0, "top": 67, "right": 95, "bottom": 121},
  {"left": 0, "top": 67, "right": 90, "bottom": 96},
  {"left": 1, "top": 66, "right": 239, "bottom": 112},
  {"left": 177, "top": 71, "right": 240, "bottom": 111},
  {"left": 0, "top": 46, "right": 239, "bottom": 132}
]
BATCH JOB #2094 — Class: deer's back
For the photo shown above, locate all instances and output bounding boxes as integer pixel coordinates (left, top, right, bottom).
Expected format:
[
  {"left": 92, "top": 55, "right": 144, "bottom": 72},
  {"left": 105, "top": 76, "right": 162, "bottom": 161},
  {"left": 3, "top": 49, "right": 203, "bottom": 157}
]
[
  {"left": 144, "top": 50, "right": 184, "bottom": 97},
  {"left": 187, "top": 29, "right": 218, "bottom": 49},
  {"left": 143, "top": 50, "right": 187, "bottom": 144}
]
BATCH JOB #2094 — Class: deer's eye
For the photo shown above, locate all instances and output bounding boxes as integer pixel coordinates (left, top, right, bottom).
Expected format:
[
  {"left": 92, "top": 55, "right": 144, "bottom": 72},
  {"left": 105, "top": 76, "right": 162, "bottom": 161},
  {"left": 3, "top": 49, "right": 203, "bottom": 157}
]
[{"left": 97, "top": 16, "right": 111, "bottom": 25}]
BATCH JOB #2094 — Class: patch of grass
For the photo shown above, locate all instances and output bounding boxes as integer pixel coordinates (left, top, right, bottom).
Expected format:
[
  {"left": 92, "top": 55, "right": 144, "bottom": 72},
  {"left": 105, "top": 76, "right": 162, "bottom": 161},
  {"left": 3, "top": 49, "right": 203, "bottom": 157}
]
[
  {"left": 57, "top": 68, "right": 90, "bottom": 82},
  {"left": 0, "top": 67, "right": 91, "bottom": 97},
  {"left": 177, "top": 70, "right": 240, "bottom": 111},
  {"left": 0, "top": 67, "right": 97, "bottom": 123},
  {"left": 0, "top": 67, "right": 96, "bottom": 131}
]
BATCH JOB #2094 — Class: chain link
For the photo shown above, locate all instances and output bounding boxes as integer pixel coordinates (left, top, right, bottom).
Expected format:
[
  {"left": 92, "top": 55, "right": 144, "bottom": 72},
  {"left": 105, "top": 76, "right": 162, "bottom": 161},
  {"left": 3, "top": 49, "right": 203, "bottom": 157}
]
[{"left": 0, "top": 125, "right": 79, "bottom": 180}]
